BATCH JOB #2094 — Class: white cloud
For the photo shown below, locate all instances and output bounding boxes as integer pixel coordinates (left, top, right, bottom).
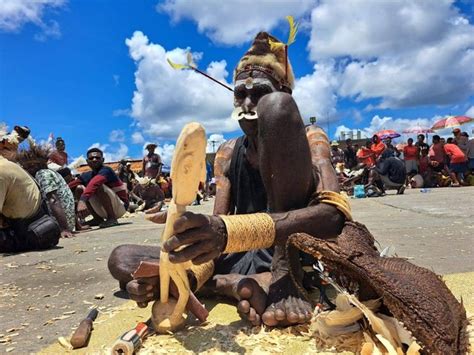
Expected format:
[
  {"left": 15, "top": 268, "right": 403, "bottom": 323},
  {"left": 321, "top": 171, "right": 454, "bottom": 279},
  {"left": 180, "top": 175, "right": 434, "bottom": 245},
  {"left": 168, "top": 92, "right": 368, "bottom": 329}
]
[
  {"left": 88, "top": 142, "right": 129, "bottom": 163},
  {"left": 466, "top": 106, "right": 474, "bottom": 117},
  {"left": 293, "top": 61, "right": 339, "bottom": 124},
  {"left": 207, "top": 133, "right": 225, "bottom": 153},
  {"left": 126, "top": 31, "right": 238, "bottom": 139},
  {"left": 131, "top": 131, "right": 145, "bottom": 144},
  {"left": 308, "top": 0, "right": 474, "bottom": 109},
  {"left": 112, "top": 108, "right": 131, "bottom": 117},
  {"left": 0, "top": 0, "right": 66, "bottom": 40},
  {"left": 159, "top": 0, "right": 315, "bottom": 45},
  {"left": 109, "top": 129, "right": 125, "bottom": 142}
]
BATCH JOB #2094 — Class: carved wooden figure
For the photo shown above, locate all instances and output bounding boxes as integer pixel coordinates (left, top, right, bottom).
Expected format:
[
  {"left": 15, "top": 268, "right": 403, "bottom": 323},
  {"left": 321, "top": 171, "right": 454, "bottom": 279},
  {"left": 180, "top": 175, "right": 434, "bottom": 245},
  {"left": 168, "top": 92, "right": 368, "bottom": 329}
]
[{"left": 153, "top": 122, "right": 207, "bottom": 333}]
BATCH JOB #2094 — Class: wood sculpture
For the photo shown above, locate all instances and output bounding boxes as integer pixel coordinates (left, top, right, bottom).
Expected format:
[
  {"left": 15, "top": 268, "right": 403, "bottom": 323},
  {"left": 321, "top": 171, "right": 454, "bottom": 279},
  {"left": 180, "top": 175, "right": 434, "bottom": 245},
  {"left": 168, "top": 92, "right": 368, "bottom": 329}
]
[{"left": 152, "top": 122, "right": 207, "bottom": 333}]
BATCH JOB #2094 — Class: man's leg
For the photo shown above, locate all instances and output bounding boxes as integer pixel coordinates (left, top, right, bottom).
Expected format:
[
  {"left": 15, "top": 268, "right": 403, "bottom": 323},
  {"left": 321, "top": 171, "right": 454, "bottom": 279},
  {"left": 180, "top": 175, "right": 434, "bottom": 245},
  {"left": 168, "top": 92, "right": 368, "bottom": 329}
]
[{"left": 241, "top": 92, "right": 315, "bottom": 326}]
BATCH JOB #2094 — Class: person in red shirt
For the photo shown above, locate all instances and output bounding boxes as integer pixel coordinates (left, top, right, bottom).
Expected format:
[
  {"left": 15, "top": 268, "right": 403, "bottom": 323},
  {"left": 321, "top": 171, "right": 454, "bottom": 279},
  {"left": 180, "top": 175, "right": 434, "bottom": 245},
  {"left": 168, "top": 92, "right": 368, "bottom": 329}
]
[
  {"left": 371, "top": 134, "right": 386, "bottom": 159},
  {"left": 403, "top": 138, "right": 418, "bottom": 174},
  {"left": 428, "top": 135, "right": 446, "bottom": 172},
  {"left": 444, "top": 141, "right": 467, "bottom": 187},
  {"left": 357, "top": 140, "right": 376, "bottom": 167}
]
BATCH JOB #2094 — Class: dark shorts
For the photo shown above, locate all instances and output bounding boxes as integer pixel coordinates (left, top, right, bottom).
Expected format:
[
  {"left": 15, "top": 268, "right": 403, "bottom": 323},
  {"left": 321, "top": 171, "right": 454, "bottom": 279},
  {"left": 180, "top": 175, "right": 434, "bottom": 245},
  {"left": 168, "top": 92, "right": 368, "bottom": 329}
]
[
  {"left": 214, "top": 249, "right": 273, "bottom": 275},
  {"left": 450, "top": 162, "right": 467, "bottom": 174},
  {"left": 468, "top": 158, "right": 474, "bottom": 170}
]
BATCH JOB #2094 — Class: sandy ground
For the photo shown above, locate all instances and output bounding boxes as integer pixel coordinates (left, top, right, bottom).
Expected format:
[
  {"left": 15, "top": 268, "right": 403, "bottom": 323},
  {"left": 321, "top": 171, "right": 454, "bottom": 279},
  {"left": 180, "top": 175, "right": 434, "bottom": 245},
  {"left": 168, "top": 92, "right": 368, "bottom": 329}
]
[{"left": 1, "top": 187, "right": 473, "bottom": 353}]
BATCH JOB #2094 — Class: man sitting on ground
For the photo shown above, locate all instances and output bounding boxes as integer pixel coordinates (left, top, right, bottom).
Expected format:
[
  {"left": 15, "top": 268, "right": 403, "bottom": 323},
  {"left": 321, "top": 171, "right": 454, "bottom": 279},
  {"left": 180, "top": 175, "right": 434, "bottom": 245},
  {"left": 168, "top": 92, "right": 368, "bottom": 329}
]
[
  {"left": 375, "top": 150, "right": 406, "bottom": 194},
  {"left": 0, "top": 155, "right": 60, "bottom": 252},
  {"left": 69, "top": 148, "right": 128, "bottom": 228},
  {"left": 17, "top": 145, "right": 75, "bottom": 238},
  {"left": 133, "top": 177, "right": 165, "bottom": 212}
]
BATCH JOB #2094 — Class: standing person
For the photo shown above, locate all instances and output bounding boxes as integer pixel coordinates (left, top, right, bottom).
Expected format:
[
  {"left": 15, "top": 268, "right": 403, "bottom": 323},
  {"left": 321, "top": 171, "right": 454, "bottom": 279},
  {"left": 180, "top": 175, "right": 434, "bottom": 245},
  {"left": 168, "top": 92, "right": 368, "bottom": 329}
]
[
  {"left": 330, "top": 140, "right": 344, "bottom": 166},
  {"left": 343, "top": 138, "right": 357, "bottom": 170},
  {"left": 69, "top": 148, "right": 128, "bottom": 228},
  {"left": 403, "top": 138, "right": 418, "bottom": 174},
  {"left": 443, "top": 140, "right": 467, "bottom": 187},
  {"left": 357, "top": 140, "right": 376, "bottom": 167},
  {"left": 415, "top": 134, "right": 429, "bottom": 158},
  {"left": 371, "top": 134, "right": 386, "bottom": 159},
  {"left": 17, "top": 146, "right": 75, "bottom": 238},
  {"left": 0, "top": 155, "right": 60, "bottom": 252},
  {"left": 48, "top": 137, "right": 68, "bottom": 170},
  {"left": 452, "top": 128, "right": 468, "bottom": 154},
  {"left": 142, "top": 143, "right": 162, "bottom": 179},
  {"left": 464, "top": 133, "right": 474, "bottom": 174}
]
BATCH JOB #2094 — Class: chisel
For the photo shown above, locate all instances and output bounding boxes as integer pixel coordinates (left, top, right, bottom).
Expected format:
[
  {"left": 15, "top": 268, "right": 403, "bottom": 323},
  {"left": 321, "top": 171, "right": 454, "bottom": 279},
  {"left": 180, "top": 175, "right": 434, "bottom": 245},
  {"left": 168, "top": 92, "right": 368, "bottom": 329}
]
[{"left": 70, "top": 308, "right": 99, "bottom": 349}]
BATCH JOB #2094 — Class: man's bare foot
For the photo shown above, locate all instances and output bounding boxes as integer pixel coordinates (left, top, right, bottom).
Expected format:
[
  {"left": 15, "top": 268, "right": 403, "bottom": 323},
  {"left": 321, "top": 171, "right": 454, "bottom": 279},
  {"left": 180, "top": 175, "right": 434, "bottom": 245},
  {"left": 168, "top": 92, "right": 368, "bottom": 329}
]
[
  {"left": 213, "top": 272, "right": 271, "bottom": 326},
  {"left": 261, "top": 271, "right": 313, "bottom": 326}
]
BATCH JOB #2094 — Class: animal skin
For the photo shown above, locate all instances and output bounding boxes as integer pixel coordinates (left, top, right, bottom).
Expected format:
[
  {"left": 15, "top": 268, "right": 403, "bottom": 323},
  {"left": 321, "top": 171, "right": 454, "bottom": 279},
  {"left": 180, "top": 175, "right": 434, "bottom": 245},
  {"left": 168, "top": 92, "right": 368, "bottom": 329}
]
[{"left": 288, "top": 221, "right": 469, "bottom": 354}]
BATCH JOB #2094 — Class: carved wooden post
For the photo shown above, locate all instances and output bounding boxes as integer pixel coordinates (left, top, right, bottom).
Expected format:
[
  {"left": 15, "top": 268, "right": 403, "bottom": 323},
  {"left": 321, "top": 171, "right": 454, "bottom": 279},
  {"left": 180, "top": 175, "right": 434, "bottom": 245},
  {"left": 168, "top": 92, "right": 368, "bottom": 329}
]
[{"left": 152, "top": 122, "right": 207, "bottom": 333}]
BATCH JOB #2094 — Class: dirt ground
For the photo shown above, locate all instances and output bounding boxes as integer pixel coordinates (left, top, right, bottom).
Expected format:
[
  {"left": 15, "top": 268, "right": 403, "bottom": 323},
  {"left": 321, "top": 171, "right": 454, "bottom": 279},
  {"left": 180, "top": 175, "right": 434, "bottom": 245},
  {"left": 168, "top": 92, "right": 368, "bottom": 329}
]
[{"left": 1, "top": 187, "right": 473, "bottom": 353}]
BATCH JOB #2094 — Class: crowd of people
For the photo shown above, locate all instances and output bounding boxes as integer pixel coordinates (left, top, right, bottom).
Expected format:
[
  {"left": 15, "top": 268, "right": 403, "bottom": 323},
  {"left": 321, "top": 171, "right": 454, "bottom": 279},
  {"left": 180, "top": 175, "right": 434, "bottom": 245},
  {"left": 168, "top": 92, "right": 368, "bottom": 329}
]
[
  {"left": 0, "top": 126, "right": 214, "bottom": 253},
  {"left": 331, "top": 128, "right": 474, "bottom": 197}
]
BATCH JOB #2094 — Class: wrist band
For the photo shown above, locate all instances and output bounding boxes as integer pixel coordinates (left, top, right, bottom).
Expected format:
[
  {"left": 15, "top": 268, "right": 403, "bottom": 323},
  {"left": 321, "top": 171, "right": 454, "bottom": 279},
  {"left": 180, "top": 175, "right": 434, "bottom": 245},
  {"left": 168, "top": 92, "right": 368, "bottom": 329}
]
[
  {"left": 189, "top": 260, "right": 215, "bottom": 291},
  {"left": 317, "top": 190, "right": 353, "bottom": 221},
  {"left": 220, "top": 213, "right": 275, "bottom": 253}
]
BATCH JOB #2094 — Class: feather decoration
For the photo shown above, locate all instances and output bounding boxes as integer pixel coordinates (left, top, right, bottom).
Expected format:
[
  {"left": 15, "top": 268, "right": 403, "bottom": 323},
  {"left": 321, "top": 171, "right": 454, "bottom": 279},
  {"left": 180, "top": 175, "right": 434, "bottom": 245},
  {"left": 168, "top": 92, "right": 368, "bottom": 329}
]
[
  {"left": 286, "top": 15, "right": 298, "bottom": 46},
  {"left": 269, "top": 38, "right": 285, "bottom": 52},
  {"left": 167, "top": 58, "right": 189, "bottom": 70}
]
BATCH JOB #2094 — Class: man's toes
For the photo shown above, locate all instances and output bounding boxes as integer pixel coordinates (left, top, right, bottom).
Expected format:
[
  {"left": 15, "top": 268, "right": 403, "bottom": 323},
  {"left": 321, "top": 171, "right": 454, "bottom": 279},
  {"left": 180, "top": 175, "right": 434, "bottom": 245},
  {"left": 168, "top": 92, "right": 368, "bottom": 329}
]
[
  {"left": 237, "top": 300, "right": 250, "bottom": 314},
  {"left": 262, "top": 310, "right": 279, "bottom": 326},
  {"left": 248, "top": 308, "right": 257, "bottom": 322},
  {"left": 238, "top": 278, "right": 267, "bottom": 315},
  {"left": 287, "top": 311, "right": 300, "bottom": 324},
  {"left": 274, "top": 308, "right": 286, "bottom": 321},
  {"left": 251, "top": 313, "right": 261, "bottom": 326},
  {"left": 237, "top": 279, "right": 254, "bottom": 299}
]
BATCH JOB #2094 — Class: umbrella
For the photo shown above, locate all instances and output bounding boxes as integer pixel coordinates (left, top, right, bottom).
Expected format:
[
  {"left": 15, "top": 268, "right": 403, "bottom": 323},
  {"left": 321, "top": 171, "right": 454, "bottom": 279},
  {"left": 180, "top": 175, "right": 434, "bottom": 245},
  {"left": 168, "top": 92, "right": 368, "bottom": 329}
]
[
  {"left": 375, "top": 129, "right": 401, "bottom": 140},
  {"left": 431, "top": 115, "right": 473, "bottom": 130},
  {"left": 402, "top": 127, "right": 434, "bottom": 134}
]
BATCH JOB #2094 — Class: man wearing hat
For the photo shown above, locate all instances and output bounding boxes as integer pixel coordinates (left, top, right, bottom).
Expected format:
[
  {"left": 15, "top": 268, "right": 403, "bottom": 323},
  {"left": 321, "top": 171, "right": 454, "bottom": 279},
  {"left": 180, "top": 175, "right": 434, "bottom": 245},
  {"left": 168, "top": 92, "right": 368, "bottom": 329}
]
[
  {"left": 142, "top": 143, "right": 162, "bottom": 179},
  {"left": 0, "top": 125, "right": 31, "bottom": 161},
  {"left": 330, "top": 140, "right": 344, "bottom": 166},
  {"left": 111, "top": 31, "right": 347, "bottom": 328}
]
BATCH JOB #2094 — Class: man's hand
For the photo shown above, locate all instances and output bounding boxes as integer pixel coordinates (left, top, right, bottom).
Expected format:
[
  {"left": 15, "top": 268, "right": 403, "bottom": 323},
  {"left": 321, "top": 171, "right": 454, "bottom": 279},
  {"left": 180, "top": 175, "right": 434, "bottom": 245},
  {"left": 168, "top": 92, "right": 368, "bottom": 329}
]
[
  {"left": 126, "top": 277, "right": 159, "bottom": 307},
  {"left": 144, "top": 211, "right": 167, "bottom": 224},
  {"left": 162, "top": 212, "right": 227, "bottom": 265},
  {"left": 77, "top": 200, "right": 90, "bottom": 219},
  {"left": 60, "top": 230, "right": 75, "bottom": 238}
]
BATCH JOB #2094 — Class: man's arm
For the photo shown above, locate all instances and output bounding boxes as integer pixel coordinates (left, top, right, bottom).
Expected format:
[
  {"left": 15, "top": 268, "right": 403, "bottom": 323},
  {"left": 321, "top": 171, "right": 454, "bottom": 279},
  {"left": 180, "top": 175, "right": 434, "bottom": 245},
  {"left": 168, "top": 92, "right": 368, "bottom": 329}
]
[
  {"left": 47, "top": 191, "right": 70, "bottom": 231},
  {"left": 212, "top": 139, "right": 236, "bottom": 215}
]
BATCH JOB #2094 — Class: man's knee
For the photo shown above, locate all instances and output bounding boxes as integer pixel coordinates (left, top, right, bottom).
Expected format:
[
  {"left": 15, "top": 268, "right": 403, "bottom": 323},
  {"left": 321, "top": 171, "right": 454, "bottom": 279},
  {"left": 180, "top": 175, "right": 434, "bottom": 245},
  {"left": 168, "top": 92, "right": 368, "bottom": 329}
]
[{"left": 257, "top": 92, "right": 300, "bottom": 130}]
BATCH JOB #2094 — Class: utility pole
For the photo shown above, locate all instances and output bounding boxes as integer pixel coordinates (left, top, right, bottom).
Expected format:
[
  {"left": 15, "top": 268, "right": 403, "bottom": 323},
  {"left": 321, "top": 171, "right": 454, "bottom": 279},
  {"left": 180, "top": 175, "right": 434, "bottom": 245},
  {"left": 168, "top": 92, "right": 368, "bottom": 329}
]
[{"left": 209, "top": 140, "right": 218, "bottom": 153}]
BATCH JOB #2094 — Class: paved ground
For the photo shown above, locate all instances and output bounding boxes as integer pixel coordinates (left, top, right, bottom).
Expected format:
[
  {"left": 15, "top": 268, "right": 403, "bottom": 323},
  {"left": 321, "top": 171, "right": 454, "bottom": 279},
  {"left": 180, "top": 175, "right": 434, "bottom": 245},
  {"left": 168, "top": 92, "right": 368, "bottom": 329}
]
[{"left": 1, "top": 187, "right": 473, "bottom": 353}]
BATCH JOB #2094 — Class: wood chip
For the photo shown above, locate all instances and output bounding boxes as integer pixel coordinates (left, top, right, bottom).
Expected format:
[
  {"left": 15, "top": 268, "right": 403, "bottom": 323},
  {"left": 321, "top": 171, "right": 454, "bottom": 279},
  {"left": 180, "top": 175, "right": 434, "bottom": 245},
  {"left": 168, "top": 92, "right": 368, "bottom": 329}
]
[
  {"left": 94, "top": 293, "right": 105, "bottom": 300},
  {"left": 58, "top": 336, "right": 73, "bottom": 350},
  {"left": 6, "top": 347, "right": 14, "bottom": 352},
  {"left": 63, "top": 310, "right": 76, "bottom": 315}
]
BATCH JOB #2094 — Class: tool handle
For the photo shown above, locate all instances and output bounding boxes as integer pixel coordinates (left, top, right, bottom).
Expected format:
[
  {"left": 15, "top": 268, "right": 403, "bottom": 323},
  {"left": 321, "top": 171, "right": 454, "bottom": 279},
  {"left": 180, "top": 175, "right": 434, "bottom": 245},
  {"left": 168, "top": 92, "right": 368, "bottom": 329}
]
[{"left": 70, "top": 319, "right": 93, "bottom": 349}]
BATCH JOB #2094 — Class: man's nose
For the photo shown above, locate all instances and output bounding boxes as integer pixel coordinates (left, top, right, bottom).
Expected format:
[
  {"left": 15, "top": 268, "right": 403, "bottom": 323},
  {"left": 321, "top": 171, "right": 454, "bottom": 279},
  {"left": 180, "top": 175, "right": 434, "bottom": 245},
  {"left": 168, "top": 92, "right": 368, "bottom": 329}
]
[{"left": 242, "top": 97, "right": 254, "bottom": 112}]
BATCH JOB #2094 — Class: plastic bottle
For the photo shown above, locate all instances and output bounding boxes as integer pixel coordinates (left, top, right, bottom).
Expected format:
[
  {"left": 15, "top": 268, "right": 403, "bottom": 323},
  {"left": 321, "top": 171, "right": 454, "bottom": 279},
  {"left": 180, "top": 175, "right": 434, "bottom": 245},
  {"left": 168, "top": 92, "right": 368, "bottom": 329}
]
[{"left": 420, "top": 188, "right": 431, "bottom": 193}]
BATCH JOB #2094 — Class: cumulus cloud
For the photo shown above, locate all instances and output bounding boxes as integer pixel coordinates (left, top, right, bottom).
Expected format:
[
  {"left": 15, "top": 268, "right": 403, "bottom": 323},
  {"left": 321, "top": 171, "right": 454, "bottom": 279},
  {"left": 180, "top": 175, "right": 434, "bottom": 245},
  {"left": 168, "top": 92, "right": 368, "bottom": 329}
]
[
  {"left": 0, "top": 0, "right": 66, "bottom": 40},
  {"left": 109, "top": 129, "right": 125, "bottom": 142},
  {"left": 308, "top": 0, "right": 474, "bottom": 109},
  {"left": 466, "top": 106, "right": 474, "bottom": 117},
  {"left": 126, "top": 31, "right": 237, "bottom": 139},
  {"left": 207, "top": 133, "right": 225, "bottom": 153},
  {"left": 131, "top": 131, "right": 145, "bottom": 144},
  {"left": 88, "top": 142, "right": 129, "bottom": 163},
  {"left": 159, "top": 0, "right": 315, "bottom": 45}
]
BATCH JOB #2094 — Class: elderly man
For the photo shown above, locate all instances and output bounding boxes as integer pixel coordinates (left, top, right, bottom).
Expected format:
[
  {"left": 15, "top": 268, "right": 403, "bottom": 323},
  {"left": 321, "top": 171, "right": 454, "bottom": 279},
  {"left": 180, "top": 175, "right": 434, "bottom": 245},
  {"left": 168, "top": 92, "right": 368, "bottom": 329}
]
[
  {"left": 0, "top": 155, "right": 60, "bottom": 252},
  {"left": 109, "top": 32, "right": 347, "bottom": 327},
  {"left": 69, "top": 148, "right": 128, "bottom": 228},
  {"left": 0, "top": 125, "right": 30, "bottom": 161}
]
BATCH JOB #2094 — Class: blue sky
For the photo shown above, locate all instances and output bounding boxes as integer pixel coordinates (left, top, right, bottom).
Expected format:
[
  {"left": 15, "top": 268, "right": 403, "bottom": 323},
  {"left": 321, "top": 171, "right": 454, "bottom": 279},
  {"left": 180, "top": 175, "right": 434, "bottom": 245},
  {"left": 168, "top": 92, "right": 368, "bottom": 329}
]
[{"left": 1, "top": 0, "right": 473, "bottom": 165}]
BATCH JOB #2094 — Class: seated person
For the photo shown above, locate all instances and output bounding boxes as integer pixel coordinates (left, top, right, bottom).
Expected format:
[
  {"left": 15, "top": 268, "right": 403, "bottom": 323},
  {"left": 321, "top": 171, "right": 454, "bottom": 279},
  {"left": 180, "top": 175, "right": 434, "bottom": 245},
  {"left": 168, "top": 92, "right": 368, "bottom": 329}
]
[
  {"left": 17, "top": 145, "right": 75, "bottom": 238},
  {"left": 69, "top": 148, "right": 128, "bottom": 228},
  {"left": 133, "top": 177, "right": 165, "bottom": 211},
  {"left": 0, "top": 155, "right": 60, "bottom": 252},
  {"left": 356, "top": 140, "right": 376, "bottom": 168},
  {"left": 375, "top": 150, "right": 406, "bottom": 194},
  {"left": 444, "top": 140, "right": 467, "bottom": 187}
]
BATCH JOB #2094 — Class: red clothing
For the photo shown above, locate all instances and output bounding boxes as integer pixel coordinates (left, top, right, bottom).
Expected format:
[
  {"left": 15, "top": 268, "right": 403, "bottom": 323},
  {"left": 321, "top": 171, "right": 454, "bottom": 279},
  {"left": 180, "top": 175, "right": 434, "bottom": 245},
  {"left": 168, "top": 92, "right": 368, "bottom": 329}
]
[
  {"left": 403, "top": 145, "right": 418, "bottom": 160},
  {"left": 429, "top": 143, "right": 446, "bottom": 164},
  {"left": 419, "top": 156, "right": 430, "bottom": 174},
  {"left": 357, "top": 147, "right": 376, "bottom": 167},
  {"left": 444, "top": 144, "right": 467, "bottom": 164},
  {"left": 371, "top": 142, "right": 386, "bottom": 158},
  {"left": 48, "top": 150, "right": 68, "bottom": 166}
]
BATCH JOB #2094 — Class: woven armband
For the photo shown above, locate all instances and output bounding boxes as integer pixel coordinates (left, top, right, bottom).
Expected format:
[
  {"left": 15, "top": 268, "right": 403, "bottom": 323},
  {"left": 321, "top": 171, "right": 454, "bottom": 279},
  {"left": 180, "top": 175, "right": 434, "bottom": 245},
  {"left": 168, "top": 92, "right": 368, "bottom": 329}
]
[
  {"left": 317, "top": 191, "right": 353, "bottom": 221},
  {"left": 219, "top": 213, "right": 275, "bottom": 253},
  {"left": 189, "top": 260, "right": 215, "bottom": 291}
]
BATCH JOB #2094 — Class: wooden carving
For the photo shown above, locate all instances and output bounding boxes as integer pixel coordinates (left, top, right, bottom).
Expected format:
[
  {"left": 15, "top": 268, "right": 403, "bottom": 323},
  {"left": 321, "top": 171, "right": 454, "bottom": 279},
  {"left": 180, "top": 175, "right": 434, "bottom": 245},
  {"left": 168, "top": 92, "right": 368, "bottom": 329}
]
[{"left": 153, "top": 122, "right": 207, "bottom": 333}]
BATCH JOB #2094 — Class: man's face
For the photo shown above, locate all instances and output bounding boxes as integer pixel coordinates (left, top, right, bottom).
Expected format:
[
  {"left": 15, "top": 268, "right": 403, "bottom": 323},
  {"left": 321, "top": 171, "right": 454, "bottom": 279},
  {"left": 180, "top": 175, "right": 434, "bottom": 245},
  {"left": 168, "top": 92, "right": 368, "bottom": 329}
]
[
  {"left": 147, "top": 147, "right": 155, "bottom": 154},
  {"left": 408, "top": 139, "right": 413, "bottom": 146},
  {"left": 56, "top": 141, "right": 65, "bottom": 151},
  {"left": 417, "top": 136, "right": 424, "bottom": 143},
  {"left": 233, "top": 70, "right": 281, "bottom": 137},
  {"left": 87, "top": 151, "right": 104, "bottom": 170}
]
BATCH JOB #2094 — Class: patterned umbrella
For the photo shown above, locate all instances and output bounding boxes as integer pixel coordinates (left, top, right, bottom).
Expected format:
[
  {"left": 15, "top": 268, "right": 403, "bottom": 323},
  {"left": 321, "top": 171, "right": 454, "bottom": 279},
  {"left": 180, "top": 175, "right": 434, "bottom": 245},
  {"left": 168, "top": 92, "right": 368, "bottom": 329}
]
[
  {"left": 431, "top": 115, "right": 473, "bottom": 130},
  {"left": 375, "top": 129, "right": 401, "bottom": 140},
  {"left": 402, "top": 127, "right": 434, "bottom": 134}
]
